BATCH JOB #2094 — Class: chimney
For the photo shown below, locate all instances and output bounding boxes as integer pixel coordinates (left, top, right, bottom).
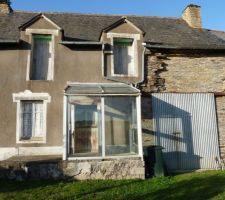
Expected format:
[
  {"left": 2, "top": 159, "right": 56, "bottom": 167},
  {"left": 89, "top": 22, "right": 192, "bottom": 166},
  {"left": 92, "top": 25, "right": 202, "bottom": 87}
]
[
  {"left": 0, "top": 0, "right": 12, "bottom": 14},
  {"left": 182, "top": 4, "right": 202, "bottom": 28}
]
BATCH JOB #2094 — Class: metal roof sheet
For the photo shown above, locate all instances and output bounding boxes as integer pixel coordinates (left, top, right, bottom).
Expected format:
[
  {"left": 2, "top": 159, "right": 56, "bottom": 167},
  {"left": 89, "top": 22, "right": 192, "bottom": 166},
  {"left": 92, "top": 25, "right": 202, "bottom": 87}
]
[{"left": 65, "top": 83, "right": 140, "bottom": 95}]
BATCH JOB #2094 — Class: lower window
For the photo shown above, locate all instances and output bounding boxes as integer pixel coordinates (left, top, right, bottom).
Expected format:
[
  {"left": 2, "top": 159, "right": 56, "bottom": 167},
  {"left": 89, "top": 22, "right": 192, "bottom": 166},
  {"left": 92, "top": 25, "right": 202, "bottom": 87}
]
[
  {"left": 67, "top": 96, "right": 139, "bottom": 157},
  {"left": 21, "top": 100, "right": 44, "bottom": 140},
  {"left": 13, "top": 90, "right": 50, "bottom": 144}
]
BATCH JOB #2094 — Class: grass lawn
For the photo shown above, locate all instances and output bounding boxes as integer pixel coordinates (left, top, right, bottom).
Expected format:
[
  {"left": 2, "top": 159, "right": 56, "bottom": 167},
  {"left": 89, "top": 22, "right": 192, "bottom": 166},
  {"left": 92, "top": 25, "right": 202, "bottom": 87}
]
[{"left": 1, "top": 170, "right": 225, "bottom": 200}]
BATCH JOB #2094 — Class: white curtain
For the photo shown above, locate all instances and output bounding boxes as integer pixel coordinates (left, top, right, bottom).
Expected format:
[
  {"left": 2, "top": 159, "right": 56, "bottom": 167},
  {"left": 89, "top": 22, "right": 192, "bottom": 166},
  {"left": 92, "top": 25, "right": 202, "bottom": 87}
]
[
  {"left": 114, "top": 45, "right": 134, "bottom": 75},
  {"left": 32, "top": 39, "right": 51, "bottom": 80},
  {"left": 21, "top": 101, "right": 43, "bottom": 138}
]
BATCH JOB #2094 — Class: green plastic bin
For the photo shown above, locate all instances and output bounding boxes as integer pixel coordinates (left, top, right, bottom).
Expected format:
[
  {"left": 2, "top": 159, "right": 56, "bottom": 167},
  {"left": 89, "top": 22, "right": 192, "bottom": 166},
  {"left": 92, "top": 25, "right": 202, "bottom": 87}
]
[{"left": 144, "top": 145, "right": 165, "bottom": 177}]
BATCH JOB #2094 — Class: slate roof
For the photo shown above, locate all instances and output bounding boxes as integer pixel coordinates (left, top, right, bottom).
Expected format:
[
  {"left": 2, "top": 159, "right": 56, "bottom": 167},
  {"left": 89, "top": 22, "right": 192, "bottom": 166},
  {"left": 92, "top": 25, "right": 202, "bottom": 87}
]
[
  {"left": 1, "top": 11, "right": 225, "bottom": 49},
  {"left": 208, "top": 30, "right": 225, "bottom": 41}
]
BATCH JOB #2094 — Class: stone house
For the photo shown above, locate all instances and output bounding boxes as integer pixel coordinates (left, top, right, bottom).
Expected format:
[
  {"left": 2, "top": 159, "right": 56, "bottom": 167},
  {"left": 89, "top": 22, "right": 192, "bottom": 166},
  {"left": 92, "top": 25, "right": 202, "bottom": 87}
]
[{"left": 1, "top": 2, "right": 225, "bottom": 179}]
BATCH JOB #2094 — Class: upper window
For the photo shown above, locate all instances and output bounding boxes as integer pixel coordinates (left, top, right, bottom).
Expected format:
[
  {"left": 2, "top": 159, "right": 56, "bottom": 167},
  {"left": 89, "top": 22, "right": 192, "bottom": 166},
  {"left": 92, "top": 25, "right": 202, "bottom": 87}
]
[
  {"left": 30, "top": 34, "right": 53, "bottom": 80},
  {"left": 113, "top": 38, "right": 135, "bottom": 76},
  {"left": 107, "top": 33, "right": 140, "bottom": 78}
]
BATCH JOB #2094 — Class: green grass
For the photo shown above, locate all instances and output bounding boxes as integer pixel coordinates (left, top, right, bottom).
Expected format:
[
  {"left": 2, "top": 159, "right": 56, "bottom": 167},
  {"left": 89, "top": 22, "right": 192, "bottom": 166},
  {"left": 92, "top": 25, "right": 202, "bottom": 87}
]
[{"left": 1, "top": 170, "right": 225, "bottom": 200}]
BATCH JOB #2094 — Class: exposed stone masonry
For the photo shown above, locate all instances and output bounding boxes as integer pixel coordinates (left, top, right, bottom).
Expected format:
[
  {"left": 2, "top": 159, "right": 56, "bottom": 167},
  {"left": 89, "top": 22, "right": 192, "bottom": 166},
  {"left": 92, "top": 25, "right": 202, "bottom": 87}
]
[
  {"left": 216, "top": 97, "right": 225, "bottom": 160},
  {"left": 182, "top": 4, "right": 202, "bottom": 29},
  {"left": 0, "top": 2, "right": 11, "bottom": 14},
  {"left": 0, "top": 158, "right": 145, "bottom": 180},
  {"left": 140, "top": 49, "right": 167, "bottom": 93}
]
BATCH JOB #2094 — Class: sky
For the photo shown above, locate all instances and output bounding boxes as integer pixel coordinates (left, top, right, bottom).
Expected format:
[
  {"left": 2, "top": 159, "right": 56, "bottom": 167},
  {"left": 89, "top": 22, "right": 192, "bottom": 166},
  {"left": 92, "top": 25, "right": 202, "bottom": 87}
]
[{"left": 10, "top": 0, "right": 225, "bottom": 31}]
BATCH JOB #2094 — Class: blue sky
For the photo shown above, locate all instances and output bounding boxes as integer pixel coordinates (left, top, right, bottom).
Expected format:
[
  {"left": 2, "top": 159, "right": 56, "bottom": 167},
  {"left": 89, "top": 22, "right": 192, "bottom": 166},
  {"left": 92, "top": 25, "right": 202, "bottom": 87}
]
[{"left": 11, "top": 0, "right": 225, "bottom": 31}]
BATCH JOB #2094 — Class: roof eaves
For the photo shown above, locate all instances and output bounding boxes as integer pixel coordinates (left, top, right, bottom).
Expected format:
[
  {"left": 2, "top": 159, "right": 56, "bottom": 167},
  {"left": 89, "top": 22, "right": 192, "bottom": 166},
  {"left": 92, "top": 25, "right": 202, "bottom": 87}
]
[
  {"left": 18, "top": 13, "right": 42, "bottom": 30},
  {"left": 99, "top": 16, "right": 145, "bottom": 41},
  {"left": 145, "top": 43, "right": 225, "bottom": 51},
  {"left": 18, "top": 13, "right": 62, "bottom": 30},
  {"left": 60, "top": 41, "right": 102, "bottom": 46},
  {"left": 0, "top": 39, "right": 20, "bottom": 44}
]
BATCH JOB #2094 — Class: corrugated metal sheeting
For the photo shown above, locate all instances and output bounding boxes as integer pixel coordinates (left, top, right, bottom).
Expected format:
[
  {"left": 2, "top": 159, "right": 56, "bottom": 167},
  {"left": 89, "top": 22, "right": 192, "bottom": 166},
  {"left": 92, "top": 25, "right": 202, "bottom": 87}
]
[{"left": 152, "top": 93, "right": 220, "bottom": 172}]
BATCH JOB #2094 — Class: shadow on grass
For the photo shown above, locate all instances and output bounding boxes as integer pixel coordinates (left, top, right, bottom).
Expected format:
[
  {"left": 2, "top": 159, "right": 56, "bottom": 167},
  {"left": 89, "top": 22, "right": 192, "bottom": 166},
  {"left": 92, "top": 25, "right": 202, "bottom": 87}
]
[
  {"left": 0, "top": 178, "right": 142, "bottom": 199},
  {"left": 127, "top": 174, "right": 225, "bottom": 200},
  {"left": 1, "top": 173, "right": 225, "bottom": 200},
  {"left": 0, "top": 178, "right": 64, "bottom": 193}
]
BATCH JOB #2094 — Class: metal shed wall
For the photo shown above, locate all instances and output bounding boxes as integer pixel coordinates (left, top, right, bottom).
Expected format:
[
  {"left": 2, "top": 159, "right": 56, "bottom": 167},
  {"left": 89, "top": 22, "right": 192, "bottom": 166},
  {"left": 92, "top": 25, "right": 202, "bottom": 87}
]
[{"left": 152, "top": 93, "right": 220, "bottom": 171}]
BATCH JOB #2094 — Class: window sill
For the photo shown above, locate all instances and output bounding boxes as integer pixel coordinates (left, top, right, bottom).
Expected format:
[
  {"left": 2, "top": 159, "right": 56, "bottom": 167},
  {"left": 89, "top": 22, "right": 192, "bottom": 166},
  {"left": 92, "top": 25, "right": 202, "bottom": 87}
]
[
  {"left": 27, "top": 80, "right": 54, "bottom": 82},
  {"left": 111, "top": 74, "right": 138, "bottom": 78},
  {"left": 18, "top": 137, "right": 46, "bottom": 144},
  {"left": 67, "top": 155, "right": 142, "bottom": 161}
]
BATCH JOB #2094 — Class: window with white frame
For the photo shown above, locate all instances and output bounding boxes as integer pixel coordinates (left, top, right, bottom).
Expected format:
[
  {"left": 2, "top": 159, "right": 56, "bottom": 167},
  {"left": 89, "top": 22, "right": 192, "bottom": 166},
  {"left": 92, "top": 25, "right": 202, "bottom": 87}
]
[
  {"left": 113, "top": 38, "right": 135, "bottom": 76},
  {"left": 13, "top": 90, "right": 51, "bottom": 143},
  {"left": 67, "top": 95, "right": 140, "bottom": 158},
  {"left": 20, "top": 100, "right": 44, "bottom": 139},
  {"left": 107, "top": 33, "right": 140, "bottom": 77},
  {"left": 30, "top": 34, "right": 53, "bottom": 80}
]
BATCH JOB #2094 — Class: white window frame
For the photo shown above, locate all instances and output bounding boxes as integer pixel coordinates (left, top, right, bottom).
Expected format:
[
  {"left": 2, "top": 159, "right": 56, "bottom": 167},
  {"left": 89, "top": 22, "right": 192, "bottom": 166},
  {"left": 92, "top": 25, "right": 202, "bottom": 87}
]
[
  {"left": 26, "top": 29, "right": 58, "bottom": 81},
  {"left": 64, "top": 94, "right": 143, "bottom": 161},
  {"left": 13, "top": 90, "right": 51, "bottom": 144},
  {"left": 107, "top": 33, "right": 140, "bottom": 77}
]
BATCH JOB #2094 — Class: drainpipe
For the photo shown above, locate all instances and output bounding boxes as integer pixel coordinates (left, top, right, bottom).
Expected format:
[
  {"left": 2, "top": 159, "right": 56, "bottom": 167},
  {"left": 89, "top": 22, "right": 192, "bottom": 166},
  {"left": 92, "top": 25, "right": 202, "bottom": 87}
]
[
  {"left": 134, "top": 43, "right": 146, "bottom": 87},
  {"left": 101, "top": 43, "right": 105, "bottom": 77}
]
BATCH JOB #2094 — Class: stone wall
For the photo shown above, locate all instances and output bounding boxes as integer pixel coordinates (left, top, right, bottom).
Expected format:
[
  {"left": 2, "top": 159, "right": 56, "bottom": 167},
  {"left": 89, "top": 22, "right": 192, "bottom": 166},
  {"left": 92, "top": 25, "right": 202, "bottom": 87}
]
[
  {"left": 141, "top": 96, "right": 154, "bottom": 146},
  {"left": 182, "top": 5, "right": 202, "bottom": 29},
  {"left": 141, "top": 51, "right": 225, "bottom": 93},
  {"left": 0, "top": 3, "right": 11, "bottom": 13},
  {"left": 216, "top": 96, "right": 225, "bottom": 160},
  {"left": 0, "top": 158, "right": 145, "bottom": 180}
]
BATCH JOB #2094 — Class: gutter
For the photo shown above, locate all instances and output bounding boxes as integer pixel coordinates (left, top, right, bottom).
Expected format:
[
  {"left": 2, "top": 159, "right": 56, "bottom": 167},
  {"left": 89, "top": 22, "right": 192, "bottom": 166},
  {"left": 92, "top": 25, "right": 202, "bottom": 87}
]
[
  {"left": 0, "top": 39, "right": 20, "bottom": 44},
  {"left": 144, "top": 43, "right": 225, "bottom": 51},
  {"left": 135, "top": 43, "right": 146, "bottom": 86},
  {"left": 60, "top": 41, "right": 102, "bottom": 46}
]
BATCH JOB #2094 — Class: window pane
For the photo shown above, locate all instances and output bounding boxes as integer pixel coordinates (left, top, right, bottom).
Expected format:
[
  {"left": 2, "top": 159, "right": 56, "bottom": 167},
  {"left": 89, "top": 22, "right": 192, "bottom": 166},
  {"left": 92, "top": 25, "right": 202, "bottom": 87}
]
[
  {"left": 68, "top": 96, "right": 102, "bottom": 157},
  {"left": 33, "top": 102, "right": 44, "bottom": 137},
  {"left": 114, "top": 45, "right": 128, "bottom": 75},
  {"left": 113, "top": 38, "right": 134, "bottom": 76},
  {"left": 105, "top": 97, "right": 138, "bottom": 156},
  {"left": 21, "top": 101, "right": 44, "bottom": 139},
  {"left": 30, "top": 35, "right": 51, "bottom": 80},
  {"left": 21, "top": 102, "right": 33, "bottom": 139}
]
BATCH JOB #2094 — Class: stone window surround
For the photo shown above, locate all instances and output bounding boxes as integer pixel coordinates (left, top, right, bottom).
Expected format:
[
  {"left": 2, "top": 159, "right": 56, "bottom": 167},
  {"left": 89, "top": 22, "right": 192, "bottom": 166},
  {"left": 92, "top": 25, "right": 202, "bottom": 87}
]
[
  {"left": 12, "top": 90, "right": 51, "bottom": 144},
  {"left": 25, "top": 28, "right": 59, "bottom": 81},
  {"left": 107, "top": 32, "right": 140, "bottom": 77}
]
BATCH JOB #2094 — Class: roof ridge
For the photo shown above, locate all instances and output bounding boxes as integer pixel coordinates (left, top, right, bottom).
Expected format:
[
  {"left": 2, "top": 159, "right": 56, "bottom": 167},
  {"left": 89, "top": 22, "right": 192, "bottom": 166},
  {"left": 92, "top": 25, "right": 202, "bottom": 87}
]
[
  {"left": 208, "top": 29, "right": 225, "bottom": 33},
  {"left": 13, "top": 10, "right": 181, "bottom": 20}
]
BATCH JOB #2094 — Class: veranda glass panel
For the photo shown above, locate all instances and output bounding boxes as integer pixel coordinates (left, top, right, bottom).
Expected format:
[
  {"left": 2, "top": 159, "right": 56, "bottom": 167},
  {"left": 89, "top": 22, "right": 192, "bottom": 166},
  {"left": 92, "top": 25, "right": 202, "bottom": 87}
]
[
  {"left": 68, "top": 96, "right": 102, "bottom": 157},
  {"left": 105, "top": 96, "right": 138, "bottom": 156}
]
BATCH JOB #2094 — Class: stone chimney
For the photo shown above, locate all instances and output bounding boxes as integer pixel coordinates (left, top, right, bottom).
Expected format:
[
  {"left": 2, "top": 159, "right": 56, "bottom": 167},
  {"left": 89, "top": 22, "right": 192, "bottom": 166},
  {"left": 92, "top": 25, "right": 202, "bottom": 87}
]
[
  {"left": 182, "top": 4, "right": 202, "bottom": 28},
  {"left": 0, "top": 0, "right": 12, "bottom": 14}
]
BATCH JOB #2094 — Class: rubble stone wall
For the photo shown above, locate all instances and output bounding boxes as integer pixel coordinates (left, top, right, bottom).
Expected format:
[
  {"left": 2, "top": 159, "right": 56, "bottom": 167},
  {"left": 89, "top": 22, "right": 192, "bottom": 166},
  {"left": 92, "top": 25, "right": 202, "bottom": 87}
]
[{"left": 0, "top": 158, "right": 145, "bottom": 180}]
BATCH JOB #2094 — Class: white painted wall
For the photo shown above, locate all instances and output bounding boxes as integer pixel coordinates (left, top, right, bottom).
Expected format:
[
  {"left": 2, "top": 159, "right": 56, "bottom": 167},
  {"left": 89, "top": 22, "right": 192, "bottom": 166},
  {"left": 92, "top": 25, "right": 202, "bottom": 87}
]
[{"left": 0, "top": 146, "right": 62, "bottom": 161}]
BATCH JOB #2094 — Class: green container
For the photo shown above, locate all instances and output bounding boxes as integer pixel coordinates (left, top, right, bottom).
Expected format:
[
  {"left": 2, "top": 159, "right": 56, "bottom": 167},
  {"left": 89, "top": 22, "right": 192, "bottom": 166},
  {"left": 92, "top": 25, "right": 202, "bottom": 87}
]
[{"left": 144, "top": 145, "right": 164, "bottom": 177}]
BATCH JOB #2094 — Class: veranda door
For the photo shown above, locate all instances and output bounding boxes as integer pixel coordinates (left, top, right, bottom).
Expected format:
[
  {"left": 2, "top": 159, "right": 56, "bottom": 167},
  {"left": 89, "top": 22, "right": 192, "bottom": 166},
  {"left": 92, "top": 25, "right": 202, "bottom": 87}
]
[
  {"left": 69, "top": 96, "right": 101, "bottom": 157},
  {"left": 75, "top": 105, "right": 99, "bottom": 153}
]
